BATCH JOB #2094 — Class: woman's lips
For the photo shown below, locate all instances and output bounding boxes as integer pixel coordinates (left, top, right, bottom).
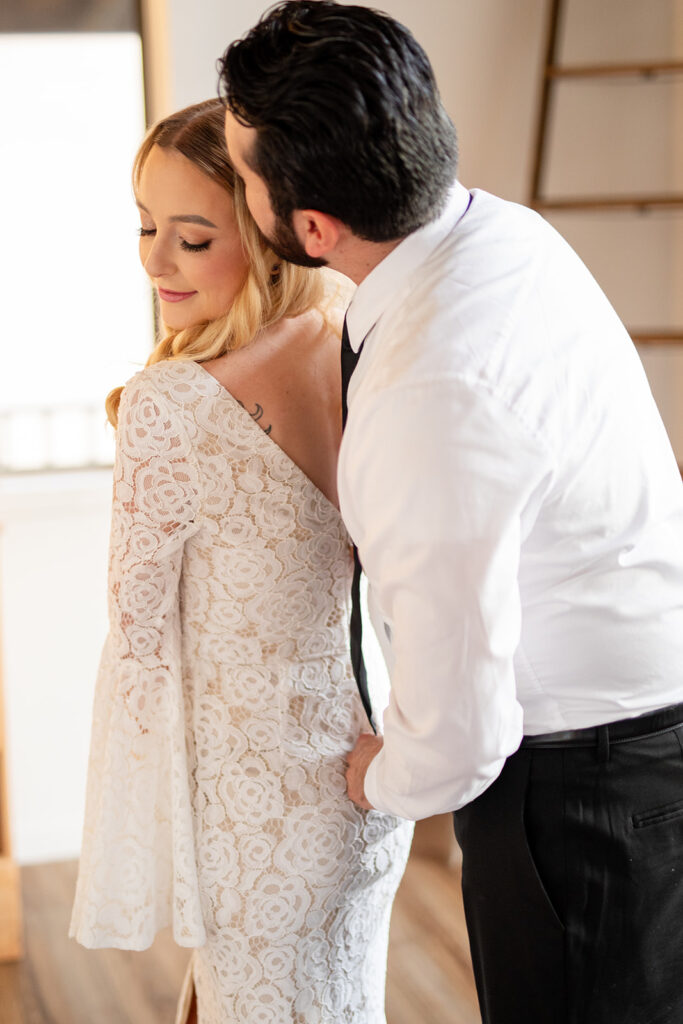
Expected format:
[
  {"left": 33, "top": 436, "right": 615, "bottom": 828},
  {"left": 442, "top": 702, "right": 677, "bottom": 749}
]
[{"left": 157, "top": 287, "right": 197, "bottom": 302}]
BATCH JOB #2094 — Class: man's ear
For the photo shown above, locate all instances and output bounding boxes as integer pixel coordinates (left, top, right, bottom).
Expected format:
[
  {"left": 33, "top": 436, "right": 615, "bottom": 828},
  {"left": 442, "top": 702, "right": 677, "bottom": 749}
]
[{"left": 291, "top": 209, "right": 343, "bottom": 260}]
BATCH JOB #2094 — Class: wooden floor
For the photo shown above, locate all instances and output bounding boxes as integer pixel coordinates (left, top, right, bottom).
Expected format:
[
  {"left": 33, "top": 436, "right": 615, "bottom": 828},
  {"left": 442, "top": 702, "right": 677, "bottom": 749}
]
[{"left": 0, "top": 856, "right": 480, "bottom": 1024}]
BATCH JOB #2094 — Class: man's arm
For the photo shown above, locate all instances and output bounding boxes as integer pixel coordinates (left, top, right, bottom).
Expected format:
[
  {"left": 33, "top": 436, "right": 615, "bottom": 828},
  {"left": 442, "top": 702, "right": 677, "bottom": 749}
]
[{"left": 343, "top": 377, "right": 553, "bottom": 819}]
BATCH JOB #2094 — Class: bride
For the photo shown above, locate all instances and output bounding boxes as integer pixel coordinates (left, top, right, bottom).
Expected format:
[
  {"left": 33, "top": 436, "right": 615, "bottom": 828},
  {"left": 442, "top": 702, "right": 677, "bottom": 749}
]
[{"left": 69, "top": 98, "right": 413, "bottom": 1024}]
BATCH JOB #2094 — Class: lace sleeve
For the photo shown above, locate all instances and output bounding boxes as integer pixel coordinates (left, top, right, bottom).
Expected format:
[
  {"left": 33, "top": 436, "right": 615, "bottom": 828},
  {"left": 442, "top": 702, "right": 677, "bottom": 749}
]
[
  {"left": 70, "top": 371, "right": 207, "bottom": 951},
  {"left": 107, "top": 374, "right": 201, "bottom": 676}
]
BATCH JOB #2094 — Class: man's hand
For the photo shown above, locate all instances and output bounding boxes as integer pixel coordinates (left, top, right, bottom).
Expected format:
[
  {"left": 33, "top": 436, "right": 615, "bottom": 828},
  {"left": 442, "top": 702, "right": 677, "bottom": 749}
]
[{"left": 346, "top": 733, "right": 384, "bottom": 809}]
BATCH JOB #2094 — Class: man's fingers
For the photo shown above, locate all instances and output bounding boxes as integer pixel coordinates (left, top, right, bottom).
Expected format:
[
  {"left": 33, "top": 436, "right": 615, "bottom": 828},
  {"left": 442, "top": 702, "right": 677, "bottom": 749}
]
[{"left": 345, "top": 733, "right": 383, "bottom": 810}]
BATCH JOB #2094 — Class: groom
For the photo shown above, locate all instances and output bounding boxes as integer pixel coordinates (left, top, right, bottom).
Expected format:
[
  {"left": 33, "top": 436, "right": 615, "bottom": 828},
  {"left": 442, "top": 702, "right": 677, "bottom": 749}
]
[{"left": 218, "top": 3, "right": 683, "bottom": 1021}]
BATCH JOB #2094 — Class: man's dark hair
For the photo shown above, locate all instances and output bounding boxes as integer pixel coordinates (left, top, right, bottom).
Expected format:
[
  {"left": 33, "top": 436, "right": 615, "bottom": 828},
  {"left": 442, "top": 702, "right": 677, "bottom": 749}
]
[{"left": 217, "top": 0, "right": 458, "bottom": 242}]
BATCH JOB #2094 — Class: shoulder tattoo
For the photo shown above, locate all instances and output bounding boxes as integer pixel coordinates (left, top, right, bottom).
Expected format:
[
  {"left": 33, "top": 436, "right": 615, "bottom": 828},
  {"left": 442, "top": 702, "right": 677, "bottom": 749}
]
[{"left": 238, "top": 399, "right": 272, "bottom": 435}]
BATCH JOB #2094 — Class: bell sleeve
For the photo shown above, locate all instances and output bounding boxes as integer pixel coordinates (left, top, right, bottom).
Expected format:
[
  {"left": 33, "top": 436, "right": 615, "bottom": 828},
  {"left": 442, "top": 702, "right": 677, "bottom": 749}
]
[{"left": 69, "top": 371, "right": 206, "bottom": 950}]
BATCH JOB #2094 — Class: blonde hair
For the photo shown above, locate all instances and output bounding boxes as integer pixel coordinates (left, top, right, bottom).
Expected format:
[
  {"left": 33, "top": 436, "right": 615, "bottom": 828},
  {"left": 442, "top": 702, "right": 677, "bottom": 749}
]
[{"left": 106, "top": 98, "right": 324, "bottom": 426}]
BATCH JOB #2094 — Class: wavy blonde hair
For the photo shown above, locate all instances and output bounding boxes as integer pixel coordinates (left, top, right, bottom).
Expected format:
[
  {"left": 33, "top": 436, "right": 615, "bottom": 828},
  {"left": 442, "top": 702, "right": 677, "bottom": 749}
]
[{"left": 106, "top": 98, "right": 324, "bottom": 426}]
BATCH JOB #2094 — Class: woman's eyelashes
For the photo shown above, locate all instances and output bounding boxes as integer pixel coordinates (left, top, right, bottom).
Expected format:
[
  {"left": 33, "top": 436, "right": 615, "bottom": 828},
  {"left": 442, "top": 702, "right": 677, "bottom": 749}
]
[
  {"left": 180, "top": 238, "right": 211, "bottom": 253},
  {"left": 137, "top": 226, "right": 212, "bottom": 253}
]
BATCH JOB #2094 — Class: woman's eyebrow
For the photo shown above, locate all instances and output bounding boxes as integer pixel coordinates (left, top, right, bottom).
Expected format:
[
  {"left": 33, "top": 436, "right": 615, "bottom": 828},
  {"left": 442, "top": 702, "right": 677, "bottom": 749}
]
[
  {"left": 169, "top": 214, "right": 218, "bottom": 228},
  {"left": 135, "top": 201, "right": 217, "bottom": 229}
]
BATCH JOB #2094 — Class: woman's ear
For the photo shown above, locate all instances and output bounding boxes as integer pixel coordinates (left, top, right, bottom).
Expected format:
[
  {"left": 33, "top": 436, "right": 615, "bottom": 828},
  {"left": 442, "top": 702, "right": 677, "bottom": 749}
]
[{"left": 291, "top": 209, "right": 343, "bottom": 260}]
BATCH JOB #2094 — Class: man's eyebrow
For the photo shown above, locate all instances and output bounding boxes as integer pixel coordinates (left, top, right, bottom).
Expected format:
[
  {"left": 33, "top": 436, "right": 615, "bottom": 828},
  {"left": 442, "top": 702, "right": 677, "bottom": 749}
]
[{"left": 135, "top": 201, "right": 217, "bottom": 229}]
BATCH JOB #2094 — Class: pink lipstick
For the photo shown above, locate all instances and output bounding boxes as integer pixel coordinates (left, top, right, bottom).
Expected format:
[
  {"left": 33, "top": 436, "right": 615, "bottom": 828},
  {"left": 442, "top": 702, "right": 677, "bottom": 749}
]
[{"left": 158, "top": 287, "right": 197, "bottom": 302}]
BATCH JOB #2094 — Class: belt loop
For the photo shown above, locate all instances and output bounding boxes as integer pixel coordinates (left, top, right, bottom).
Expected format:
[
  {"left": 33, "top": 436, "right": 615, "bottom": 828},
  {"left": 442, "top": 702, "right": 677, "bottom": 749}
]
[{"left": 597, "top": 724, "right": 610, "bottom": 763}]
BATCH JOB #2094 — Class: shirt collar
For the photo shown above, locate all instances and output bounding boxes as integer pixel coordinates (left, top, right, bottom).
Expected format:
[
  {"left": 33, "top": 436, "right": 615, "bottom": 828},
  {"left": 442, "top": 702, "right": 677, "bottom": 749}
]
[{"left": 345, "top": 180, "right": 472, "bottom": 352}]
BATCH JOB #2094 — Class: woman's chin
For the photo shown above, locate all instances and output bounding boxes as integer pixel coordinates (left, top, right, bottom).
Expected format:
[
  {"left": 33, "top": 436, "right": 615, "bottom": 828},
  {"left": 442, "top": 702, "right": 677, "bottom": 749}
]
[{"left": 161, "top": 311, "right": 196, "bottom": 332}]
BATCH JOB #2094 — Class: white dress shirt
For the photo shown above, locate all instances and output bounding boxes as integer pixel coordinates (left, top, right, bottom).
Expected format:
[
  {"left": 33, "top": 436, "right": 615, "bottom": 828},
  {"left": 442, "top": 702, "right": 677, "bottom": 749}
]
[{"left": 339, "top": 181, "right": 683, "bottom": 820}]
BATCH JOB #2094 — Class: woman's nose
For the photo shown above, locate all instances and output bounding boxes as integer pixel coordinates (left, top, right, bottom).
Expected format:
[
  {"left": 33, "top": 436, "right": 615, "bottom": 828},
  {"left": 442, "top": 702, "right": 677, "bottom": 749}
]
[{"left": 141, "top": 235, "right": 175, "bottom": 279}]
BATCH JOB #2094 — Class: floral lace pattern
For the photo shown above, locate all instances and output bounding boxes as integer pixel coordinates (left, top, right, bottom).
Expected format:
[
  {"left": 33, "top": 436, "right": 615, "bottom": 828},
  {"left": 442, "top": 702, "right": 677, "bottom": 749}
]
[{"left": 70, "top": 361, "right": 413, "bottom": 1023}]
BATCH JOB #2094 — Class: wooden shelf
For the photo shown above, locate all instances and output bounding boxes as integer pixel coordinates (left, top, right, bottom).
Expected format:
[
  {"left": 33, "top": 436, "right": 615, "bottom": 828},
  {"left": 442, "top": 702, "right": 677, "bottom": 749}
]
[
  {"left": 534, "top": 195, "right": 683, "bottom": 212},
  {"left": 631, "top": 331, "right": 683, "bottom": 346},
  {"left": 546, "top": 60, "right": 683, "bottom": 79}
]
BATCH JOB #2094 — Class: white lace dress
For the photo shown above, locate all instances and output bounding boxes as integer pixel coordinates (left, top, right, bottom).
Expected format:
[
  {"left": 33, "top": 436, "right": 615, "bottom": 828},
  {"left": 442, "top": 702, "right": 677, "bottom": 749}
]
[{"left": 69, "top": 360, "right": 413, "bottom": 1024}]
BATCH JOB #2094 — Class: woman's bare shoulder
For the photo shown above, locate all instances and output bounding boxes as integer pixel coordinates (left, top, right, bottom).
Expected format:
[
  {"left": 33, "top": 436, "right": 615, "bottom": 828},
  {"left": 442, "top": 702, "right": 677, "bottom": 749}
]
[
  {"left": 286, "top": 308, "right": 340, "bottom": 348},
  {"left": 285, "top": 311, "right": 341, "bottom": 397}
]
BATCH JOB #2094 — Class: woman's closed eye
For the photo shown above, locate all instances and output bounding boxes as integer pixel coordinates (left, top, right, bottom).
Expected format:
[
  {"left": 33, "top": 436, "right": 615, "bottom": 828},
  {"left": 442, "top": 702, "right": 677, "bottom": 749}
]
[
  {"left": 179, "top": 238, "right": 211, "bottom": 253},
  {"left": 138, "top": 226, "right": 211, "bottom": 253}
]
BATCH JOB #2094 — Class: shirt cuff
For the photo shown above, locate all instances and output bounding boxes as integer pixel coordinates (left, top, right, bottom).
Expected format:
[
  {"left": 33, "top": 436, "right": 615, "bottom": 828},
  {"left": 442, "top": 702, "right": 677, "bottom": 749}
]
[{"left": 363, "top": 750, "right": 416, "bottom": 819}]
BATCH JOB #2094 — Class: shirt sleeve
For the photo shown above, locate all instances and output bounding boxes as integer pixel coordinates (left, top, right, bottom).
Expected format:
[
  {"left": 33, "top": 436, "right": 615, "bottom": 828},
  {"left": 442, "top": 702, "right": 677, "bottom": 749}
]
[
  {"left": 348, "top": 377, "right": 553, "bottom": 819},
  {"left": 70, "top": 373, "right": 206, "bottom": 950}
]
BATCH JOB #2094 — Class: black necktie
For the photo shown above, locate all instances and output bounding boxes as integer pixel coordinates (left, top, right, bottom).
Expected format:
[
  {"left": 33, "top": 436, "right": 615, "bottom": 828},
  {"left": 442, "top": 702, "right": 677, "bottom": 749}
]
[{"left": 341, "top": 319, "right": 376, "bottom": 732}]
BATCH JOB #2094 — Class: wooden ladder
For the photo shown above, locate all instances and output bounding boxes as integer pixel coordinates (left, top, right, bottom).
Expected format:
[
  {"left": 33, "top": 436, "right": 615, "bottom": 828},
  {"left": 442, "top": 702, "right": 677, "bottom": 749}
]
[{"left": 530, "top": 0, "right": 683, "bottom": 348}]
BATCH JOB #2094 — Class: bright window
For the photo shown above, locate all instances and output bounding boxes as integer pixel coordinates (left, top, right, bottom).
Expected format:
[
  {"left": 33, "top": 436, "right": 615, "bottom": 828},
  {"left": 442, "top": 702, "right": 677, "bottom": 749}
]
[{"left": 0, "top": 32, "right": 152, "bottom": 472}]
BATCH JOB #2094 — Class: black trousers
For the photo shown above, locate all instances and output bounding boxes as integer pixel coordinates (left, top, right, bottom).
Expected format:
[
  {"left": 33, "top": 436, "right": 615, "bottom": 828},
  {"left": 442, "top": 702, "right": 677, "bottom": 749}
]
[{"left": 453, "top": 703, "right": 683, "bottom": 1024}]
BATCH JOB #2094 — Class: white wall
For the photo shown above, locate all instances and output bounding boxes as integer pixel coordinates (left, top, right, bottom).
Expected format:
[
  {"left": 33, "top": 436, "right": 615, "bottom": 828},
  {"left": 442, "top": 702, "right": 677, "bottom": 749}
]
[{"left": 1, "top": 474, "right": 111, "bottom": 863}]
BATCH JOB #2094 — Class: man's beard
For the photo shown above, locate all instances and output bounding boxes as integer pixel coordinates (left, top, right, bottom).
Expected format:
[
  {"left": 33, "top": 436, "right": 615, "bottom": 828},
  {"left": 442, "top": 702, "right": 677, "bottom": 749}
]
[{"left": 262, "top": 212, "right": 328, "bottom": 269}]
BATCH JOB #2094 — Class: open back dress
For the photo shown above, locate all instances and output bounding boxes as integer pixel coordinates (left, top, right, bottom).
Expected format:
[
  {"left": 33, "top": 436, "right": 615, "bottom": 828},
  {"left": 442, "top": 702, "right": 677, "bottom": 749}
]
[{"left": 69, "top": 359, "right": 413, "bottom": 1024}]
